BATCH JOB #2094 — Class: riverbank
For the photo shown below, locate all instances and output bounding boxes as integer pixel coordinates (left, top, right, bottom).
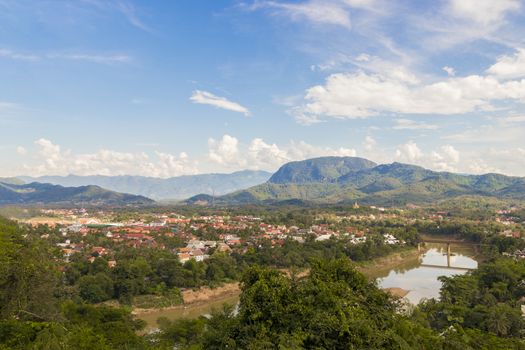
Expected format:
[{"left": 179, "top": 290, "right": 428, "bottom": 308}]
[
  {"left": 134, "top": 249, "right": 419, "bottom": 322},
  {"left": 357, "top": 247, "right": 420, "bottom": 279},
  {"left": 383, "top": 287, "right": 410, "bottom": 298},
  {"left": 133, "top": 248, "right": 420, "bottom": 317},
  {"left": 133, "top": 282, "right": 240, "bottom": 316}
]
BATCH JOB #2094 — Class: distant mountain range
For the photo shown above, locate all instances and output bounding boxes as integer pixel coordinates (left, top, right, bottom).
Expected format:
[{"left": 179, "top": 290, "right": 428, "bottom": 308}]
[
  {"left": 8, "top": 157, "right": 525, "bottom": 207},
  {"left": 187, "top": 156, "right": 525, "bottom": 206},
  {"left": 0, "top": 177, "right": 24, "bottom": 185},
  {"left": 20, "top": 170, "right": 271, "bottom": 201},
  {"left": 0, "top": 182, "right": 153, "bottom": 206}
]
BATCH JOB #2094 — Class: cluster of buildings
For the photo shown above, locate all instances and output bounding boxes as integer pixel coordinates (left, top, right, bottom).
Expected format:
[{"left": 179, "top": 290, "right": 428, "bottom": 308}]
[
  {"left": 503, "top": 249, "right": 525, "bottom": 259},
  {"left": 176, "top": 239, "right": 233, "bottom": 263},
  {"left": 31, "top": 209, "right": 412, "bottom": 267}
]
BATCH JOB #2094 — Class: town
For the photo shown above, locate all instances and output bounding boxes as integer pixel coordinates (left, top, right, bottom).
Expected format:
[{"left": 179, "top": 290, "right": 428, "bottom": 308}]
[{"left": 16, "top": 204, "right": 525, "bottom": 270}]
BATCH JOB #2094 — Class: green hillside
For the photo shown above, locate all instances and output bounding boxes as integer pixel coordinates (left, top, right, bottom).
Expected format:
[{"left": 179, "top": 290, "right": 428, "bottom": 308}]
[
  {"left": 21, "top": 170, "right": 271, "bottom": 200},
  {"left": 268, "top": 156, "right": 376, "bottom": 184},
  {"left": 0, "top": 181, "right": 154, "bottom": 206},
  {"left": 0, "top": 177, "right": 24, "bottom": 185},
  {"left": 187, "top": 157, "right": 525, "bottom": 206}
]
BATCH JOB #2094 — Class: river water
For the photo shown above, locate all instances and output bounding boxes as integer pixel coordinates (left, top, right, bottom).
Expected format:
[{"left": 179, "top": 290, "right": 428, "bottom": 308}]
[
  {"left": 138, "top": 294, "right": 240, "bottom": 332},
  {"left": 137, "top": 243, "right": 478, "bottom": 329},
  {"left": 375, "top": 243, "right": 478, "bottom": 304}
]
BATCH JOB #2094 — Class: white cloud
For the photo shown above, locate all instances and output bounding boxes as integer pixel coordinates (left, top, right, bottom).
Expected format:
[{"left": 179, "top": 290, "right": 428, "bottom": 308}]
[
  {"left": 0, "top": 48, "right": 132, "bottom": 64},
  {"left": 344, "top": 0, "right": 375, "bottom": 9},
  {"left": 204, "top": 133, "right": 525, "bottom": 177},
  {"left": 35, "top": 138, "right": 63, "bottom": 172},
  {"left": 248, "top": 0, "right": 378, "bottom": 30},
  {"left": 393, "top": 141, "right": 461, "bottom": 172},
  {"left": 207, "top": 134, "right": 357, "bottom": 171},
  {"left": 418, "top": 0, "right": 521, "bottom": 50},
  {"left": 447, "top": 0, "right": 520, "bottom": 26},
  {"left": 444, "top": 124, "right": 525, "bottom": 143},
  {"left": 48, "top": 53, "right": 132, "bottom": 64},
  {"left": 0, "top": 101, "right": 19, "bottom": 110},
  {"left": 115, "top": 0, "right": 152, "bottom": 32},
  {"left": 312, "top": 53, "right": 355, "bottom": 71},
  {"left": 476, "top": 147, "right": 525, "bottom": 175},
  {"left": 154, "top": 151, "right": 196, "bottom": 178},
  {"left": 429, "top": 145, "right": 460, "bottom": 171},
  {"left": 16, "top": 146, "right": 27, "bottom": 155},
  {"left": 208, "top": 135, "right": 246, "bottom": 166},
  {"left": 291, "top": 107, "right": 324, "bottom": 125},
  {"left": 443, "top": 66, "right": 456, "bottom": 76},
  {"left": 286, "top": 140, "right": 357, "bottom": 160},
  {"left": 248, "top": 138, "right": 290, "bottom": 169},
  {"left": 502, "top": 115, "right": 525, "bottom": 123},
  {"left": 464, "top": 159, "right": 501, "bottom": 175},
  {"left": 250, "top": 0, "right": 353, "bottom": 29},
  {"left": 25, "top": 139, "right": 197, "bottom": 178},
  {"left": 395, "top": 141, "right": 423, "bottom": 163},
  {"left": 294, "top": 66, "right": 525, "bottom": 121},
  {"left": 487, "top": 48, "right": 525, "bottom": 80},
  {"left": 0, "top": 48, "right": 39, "bottom": 61},
  {"left": 16, "top": 136, "right": 360, "bottom": 177},
  {"left": 440, "top": 145, "right": 460, "bottom": 163},
  {"left": 363, "top": 136, "right": 376, "bottom": 152},
  {"left": 355, "top": 53, "right": 371, "bottom": 62},
  {"left": 393, "top": 119, "right": 438, "bottom": 130},
  {"left": 190, "top": 90, "right": 250, "bottom": 116},
  {"left": 14, "top": 137, "right": 525, "bottom": 178}
]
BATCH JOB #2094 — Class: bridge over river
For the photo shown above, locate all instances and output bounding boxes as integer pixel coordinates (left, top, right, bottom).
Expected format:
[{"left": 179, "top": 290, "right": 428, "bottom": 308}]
[{"left": 417, "top": 237, "right": 481, "bottom": 271}]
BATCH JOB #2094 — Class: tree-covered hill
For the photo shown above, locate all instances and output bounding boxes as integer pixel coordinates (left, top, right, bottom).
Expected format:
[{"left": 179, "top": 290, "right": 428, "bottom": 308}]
[
  {"left": 0, "top": 181, "right": 154, "bottom": 206},
  {"left": 21, "top": 170, "right": 271, "bottom": 201},
  {"left": 189, "top": 157, "right": 525, "bottom": 206},
  {"left": 268, "top": 156, "right": 376, "bottom": 184}
]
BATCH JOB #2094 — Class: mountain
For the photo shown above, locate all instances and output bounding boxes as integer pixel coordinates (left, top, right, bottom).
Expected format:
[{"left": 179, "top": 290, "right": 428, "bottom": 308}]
[
  {"left": 0, "top": 177, "right": 24, "bottom": 185},
  {"left": 20, "top": 170, "right": 271, "bottom": 200},
  {"left": 0, "top": 182, "right": 154, "bottom": 206},
  {"left": 268, "top": 156, "right": 376, "bottom": 184},
  {"left": 188, "top": 157, "right": 525, "bottom": 206}
]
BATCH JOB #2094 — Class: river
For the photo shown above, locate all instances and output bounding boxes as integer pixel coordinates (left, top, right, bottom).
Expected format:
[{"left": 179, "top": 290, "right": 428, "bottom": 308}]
[
  {"left": 137, "top": 294, "right": 240, "bottom": 332},
  {"left": 375, "top": 243, "right": 478, "bottom": 304},
  {"left": 137, "top": 243, "right": 478, "bottom": 330}
]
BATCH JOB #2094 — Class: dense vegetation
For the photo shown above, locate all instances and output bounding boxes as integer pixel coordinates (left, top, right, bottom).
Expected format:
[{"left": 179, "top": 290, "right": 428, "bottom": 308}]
[
  {"left": 2, "top": 213, "right": 525, "bottom": 349},
  {"left": 62, "top": 234, "right": 412, "bottom": 306},
  {"left": 65, "top": 249, "right": 239, "bottom": 306},
  {"left": 150, "top": 257, "right": 525, "bottom": 349},
  {"left": 417, "top": 259, "right": 525, "bottom": 341}
]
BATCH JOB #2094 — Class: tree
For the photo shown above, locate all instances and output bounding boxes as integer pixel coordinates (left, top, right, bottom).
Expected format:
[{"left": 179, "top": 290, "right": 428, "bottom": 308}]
[
  {"left": 78, "top": 273, "right": 114, "bottom": 303},
  {"left": 0, "top": 218, "right": 60, "bottom": 320}
]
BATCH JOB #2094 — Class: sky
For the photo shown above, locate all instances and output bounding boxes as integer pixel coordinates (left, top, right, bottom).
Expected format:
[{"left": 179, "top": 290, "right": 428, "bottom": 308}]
[{"left": 1, "top": 0, "right": 525, "bottom": 178}]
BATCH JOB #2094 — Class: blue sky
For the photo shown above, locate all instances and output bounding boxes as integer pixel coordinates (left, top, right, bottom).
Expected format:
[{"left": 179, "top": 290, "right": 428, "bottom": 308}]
[{"left": 1, "top": 0, "right": 525, "bottom": 177}]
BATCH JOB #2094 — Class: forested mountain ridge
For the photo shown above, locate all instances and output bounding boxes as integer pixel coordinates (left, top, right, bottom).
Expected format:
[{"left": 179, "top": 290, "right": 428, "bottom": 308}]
[
  {"left": 20, "top": 170, "right": 271, "bottom": 200},
  {"left": 188, "top": 157, "right": 525, "bottom": 206},
  {"left": 268, "top": 156, "right": 377, "bottom": 184},
  {"left": 0, "top": 181, "right": 154, "bottom": 206}
]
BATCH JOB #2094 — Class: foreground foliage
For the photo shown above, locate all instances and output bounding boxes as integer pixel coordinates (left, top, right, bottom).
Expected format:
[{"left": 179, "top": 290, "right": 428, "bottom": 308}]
[
  {"left": 1, "top": 215, "right": 525, "bottom": 349},
  {"left": 150, "top": 258, "right": 525, "bottom": 349}
]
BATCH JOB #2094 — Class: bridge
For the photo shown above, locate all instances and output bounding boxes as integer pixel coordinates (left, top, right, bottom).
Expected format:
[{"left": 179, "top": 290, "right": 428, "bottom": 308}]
[
  {"left": 419, "top": 237, "right": 472, "bottom": 244},
  {"left": 417, "top": 236, "right": 479, "bottom": 271},
  {"left": 418, "top": 264, "right": 475, "bottom": 271}
]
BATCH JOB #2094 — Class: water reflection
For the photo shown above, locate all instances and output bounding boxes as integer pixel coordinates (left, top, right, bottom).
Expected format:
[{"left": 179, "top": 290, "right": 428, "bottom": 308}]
[
  {"left": 138, "top": 243, "right": 478, "bottom": 329},
  {"left": 137, "top": 294, "right": 240, "bottom": 332},
  {"left": 377, "top": 243, "right": 478, "bottom": 305}
]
